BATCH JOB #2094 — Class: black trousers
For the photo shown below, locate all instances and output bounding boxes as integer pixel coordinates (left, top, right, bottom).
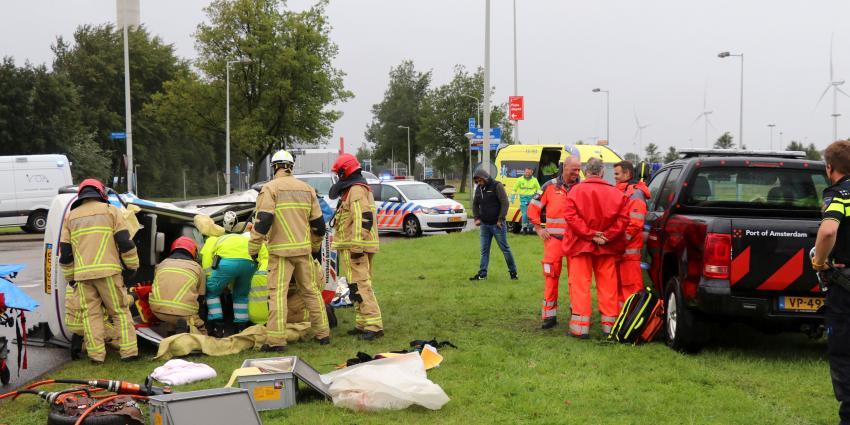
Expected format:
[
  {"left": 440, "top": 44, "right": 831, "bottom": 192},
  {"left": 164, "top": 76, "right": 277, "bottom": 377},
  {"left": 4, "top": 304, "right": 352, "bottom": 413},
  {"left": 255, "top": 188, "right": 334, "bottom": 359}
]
[{"left": 827, "top": 283, "right": 850, "bottom": 425}]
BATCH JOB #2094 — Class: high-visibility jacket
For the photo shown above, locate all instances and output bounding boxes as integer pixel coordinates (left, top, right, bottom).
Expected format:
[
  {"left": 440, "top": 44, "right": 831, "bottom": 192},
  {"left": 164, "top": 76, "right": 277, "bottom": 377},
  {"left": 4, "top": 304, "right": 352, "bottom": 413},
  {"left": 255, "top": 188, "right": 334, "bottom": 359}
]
[
  {"left": 512, "top": 176, "right": 541, "bottom": 197},
  {"left": 617, "top": 181, "right": 651, "bottom": 260},
  {"left": 150, "top": 258, "right": 205, "bottom": 317},
  {"left": 332, "top": 184, "right": 379, "bottom": 253},
  {"left": 249, "top": 170, "right": 323, "bottom": 258},
  {"left": 527, "top": 177, "right": 575, "bottom": 239},
  {"left": 211, "top": 233, "right": 253, "bottom": 260},
  {"left": 562, "top": 176, "right": 630, "bottom": 256},
  {"left": 200, "top": 236, "right": 218, "bottom": 278},
  {"left": 248, "top": 244, "right": 270, "bottom": 324},
  {"left": 59, "top": 201, "right": 139, "bottom": 281}
]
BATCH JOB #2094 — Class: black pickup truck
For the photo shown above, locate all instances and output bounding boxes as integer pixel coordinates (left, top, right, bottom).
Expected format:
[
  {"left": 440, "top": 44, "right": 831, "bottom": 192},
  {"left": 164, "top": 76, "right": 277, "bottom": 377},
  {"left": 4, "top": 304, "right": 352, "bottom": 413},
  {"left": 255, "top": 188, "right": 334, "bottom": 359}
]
[{"left": 643, "top": 149, "right": 828, "bottom": 352}]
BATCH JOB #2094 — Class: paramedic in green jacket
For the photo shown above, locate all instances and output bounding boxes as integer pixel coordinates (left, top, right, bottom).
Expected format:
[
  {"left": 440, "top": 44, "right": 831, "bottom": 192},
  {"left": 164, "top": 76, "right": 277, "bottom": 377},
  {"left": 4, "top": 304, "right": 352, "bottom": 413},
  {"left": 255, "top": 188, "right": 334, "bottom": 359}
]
[{"left": 512, "top": 167, "right": 541, "bottom": 234}]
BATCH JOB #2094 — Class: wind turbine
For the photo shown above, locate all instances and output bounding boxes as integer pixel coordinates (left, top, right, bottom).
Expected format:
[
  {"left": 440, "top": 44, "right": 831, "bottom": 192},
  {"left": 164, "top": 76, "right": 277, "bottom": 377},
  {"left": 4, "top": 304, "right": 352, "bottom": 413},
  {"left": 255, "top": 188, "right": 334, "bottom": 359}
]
[
  {"left": 693, "top": 88, "right": 715, "bottom": 147},
  {"left": 633, "top": 108, "right": 650, "bottom": 154},
  {"left": 816, "top": 34, "right": 850, "bottom": 142}
]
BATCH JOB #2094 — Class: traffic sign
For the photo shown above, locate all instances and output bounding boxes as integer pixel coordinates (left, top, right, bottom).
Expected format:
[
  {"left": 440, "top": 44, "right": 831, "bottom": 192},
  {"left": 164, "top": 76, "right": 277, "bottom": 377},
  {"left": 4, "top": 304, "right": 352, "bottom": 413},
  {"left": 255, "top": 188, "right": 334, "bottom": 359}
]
[
  {"left": 470, "top": 127, "right": 501, "bottom": 140},
  {"left": 470, "top": 143, "right": 501, "bottom": 151},
  {"left": 110, "top": 132, "right": 126, "bottom": 140},
  {"left": 468, "top": 117, "right": 476, "bottom": 131},
  {"left": 509, "top": 96, "right": 524, "bottom": 120}
]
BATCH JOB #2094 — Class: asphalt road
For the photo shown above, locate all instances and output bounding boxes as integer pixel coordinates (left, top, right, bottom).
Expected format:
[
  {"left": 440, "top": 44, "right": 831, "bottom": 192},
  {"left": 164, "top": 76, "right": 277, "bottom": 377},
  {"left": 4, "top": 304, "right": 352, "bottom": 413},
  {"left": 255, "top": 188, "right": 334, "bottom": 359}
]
[{"left": 0, "top": 239, "right": 67, "bottom": 389}]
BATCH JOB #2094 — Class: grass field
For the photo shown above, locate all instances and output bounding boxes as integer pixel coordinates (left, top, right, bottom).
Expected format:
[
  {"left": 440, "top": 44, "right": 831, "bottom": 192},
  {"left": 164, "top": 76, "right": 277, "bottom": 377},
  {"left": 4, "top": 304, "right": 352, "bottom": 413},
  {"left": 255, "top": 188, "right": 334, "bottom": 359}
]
[{"left": 0, "top": 231, "right": 839, "bottom": 424}]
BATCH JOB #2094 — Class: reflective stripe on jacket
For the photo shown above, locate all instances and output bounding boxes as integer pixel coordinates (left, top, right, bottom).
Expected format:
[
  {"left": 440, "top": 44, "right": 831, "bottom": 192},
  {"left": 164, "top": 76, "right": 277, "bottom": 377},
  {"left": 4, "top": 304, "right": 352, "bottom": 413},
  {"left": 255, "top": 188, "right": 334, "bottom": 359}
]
[
  {"left": 250, "top": 170, "right": 323, "bottom": 257},
  {"left": 59, "top": 201, "right": 138, "bottom": 281},
  {"left": 617, "top": 181, "right": 651, "bottom": 260},
  {"left": 248, "top": 244, "right": 270, "bottom": 324},
  {"left": 527, "top": 177, "right": 575, "bottom": 238},
  {"left": 513, "top": 176, "right": 541, "bottom": 197}
]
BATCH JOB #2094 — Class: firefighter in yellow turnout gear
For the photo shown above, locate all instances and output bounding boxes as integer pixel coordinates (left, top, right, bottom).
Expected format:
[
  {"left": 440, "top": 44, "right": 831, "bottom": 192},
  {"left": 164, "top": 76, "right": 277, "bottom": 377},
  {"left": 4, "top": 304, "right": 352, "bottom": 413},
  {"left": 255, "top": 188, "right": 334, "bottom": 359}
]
[
  {"left": 64, "top": 285, "right": 123, "bottom": 360},
  {"left": 150, "top": 237, "right": 206, "bottom": 335},
  {"left": 330, "top": 154, "right": 384, "bottom": 340},
  {"left": 58, "top": 179, "right": 139, "bottom": 363},
  {"left": 249, "top": 150, "right": 330, "bottom": 351}
]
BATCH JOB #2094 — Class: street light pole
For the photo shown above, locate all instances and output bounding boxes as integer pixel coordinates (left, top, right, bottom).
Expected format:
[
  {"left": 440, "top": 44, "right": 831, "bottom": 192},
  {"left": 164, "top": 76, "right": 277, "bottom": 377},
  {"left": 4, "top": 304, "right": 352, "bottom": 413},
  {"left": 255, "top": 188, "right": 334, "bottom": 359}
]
[
  {"left": 592, "top": 88, "right": 610, "bottom": 143},
  {"left": 718, "top": 51, "right": 744, "bottom": 149},
  {"left": 398, "top": 125, "right": 411, "bottom": 176},
  {"left": 462, "top": 94, "right": 481, "bottom": 126},
  {"left": 226, "top": 57, "right": 252, "bottom": 195},
  {"left": 512, "top": 0, "right": 519, "bottom": 144},
  {"left": 123, "top": 23, "right": 133, "bottom": 193},
  {"left": 767, "top": 124, "right": 776, "bottom": 150},
  {"left": 482, "top": 0, "right": 492, "bottom": 174}
]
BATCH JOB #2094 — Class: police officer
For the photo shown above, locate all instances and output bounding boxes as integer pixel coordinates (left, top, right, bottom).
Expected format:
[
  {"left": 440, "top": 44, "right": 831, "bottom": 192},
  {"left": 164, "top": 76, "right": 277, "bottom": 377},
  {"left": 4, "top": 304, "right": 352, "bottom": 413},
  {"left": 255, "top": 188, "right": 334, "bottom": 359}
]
[
  {"left": 812, "top": 140, "right": 850, "bottom": 425},
  {"left": 59, "top": 179, "right": 139, "bottom": 363},
  {"left": 329, "top": 154, "right": 384, "bottom": 340},
  {"left": 250, "top": 150, "right": 329, "bottom": 351}
]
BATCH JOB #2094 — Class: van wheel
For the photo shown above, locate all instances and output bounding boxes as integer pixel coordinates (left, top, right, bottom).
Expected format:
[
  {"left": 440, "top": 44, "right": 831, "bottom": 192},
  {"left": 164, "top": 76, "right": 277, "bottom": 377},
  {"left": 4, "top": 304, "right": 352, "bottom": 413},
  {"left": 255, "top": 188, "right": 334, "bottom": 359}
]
[
  {"left": 402, "top": 215, "right": 422, "bottom": 237},
  {"left": 25, "top": 210, "right": 48, "bottom": 233},
  {"left": 665, "top": 276, "right": 706, "bottom": 353}
]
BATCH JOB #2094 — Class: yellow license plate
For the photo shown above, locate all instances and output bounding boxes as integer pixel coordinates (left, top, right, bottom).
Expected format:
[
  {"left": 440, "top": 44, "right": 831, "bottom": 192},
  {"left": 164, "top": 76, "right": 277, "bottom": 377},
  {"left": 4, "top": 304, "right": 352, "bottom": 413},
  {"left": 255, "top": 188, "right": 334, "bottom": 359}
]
[
  {"left": 448, "top": 216, "right": 463, "bottom": 222},
  {"left": 779, "top": 296, "right": 825, "bottom": 312}
]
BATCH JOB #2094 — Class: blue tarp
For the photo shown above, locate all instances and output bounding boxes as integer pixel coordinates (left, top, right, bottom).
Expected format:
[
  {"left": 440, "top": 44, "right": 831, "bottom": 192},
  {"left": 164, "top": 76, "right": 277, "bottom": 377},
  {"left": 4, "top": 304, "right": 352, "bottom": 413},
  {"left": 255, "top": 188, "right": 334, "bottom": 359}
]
[{"left": 0, "top": 264, "right": 38, "bottom": 311}]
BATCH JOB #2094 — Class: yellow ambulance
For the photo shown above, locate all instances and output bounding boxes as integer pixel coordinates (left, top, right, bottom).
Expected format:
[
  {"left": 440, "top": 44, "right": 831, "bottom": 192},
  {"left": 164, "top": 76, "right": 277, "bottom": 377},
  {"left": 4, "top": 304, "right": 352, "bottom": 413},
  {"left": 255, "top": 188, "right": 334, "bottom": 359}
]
[{"left": 494, "top": 143, "right": 623, "bottom": 233}]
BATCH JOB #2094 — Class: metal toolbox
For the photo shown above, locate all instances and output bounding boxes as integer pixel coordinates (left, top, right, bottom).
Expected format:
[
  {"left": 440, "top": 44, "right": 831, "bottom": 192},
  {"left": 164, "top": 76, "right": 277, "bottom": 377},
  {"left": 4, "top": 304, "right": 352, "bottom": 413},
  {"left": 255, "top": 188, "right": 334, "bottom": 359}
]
[
  {"left": 148, "top": 387, "right": 262, "bottom": 425},
  {"left": 237, "top": 356, "right": 331, "bottom": 411}
]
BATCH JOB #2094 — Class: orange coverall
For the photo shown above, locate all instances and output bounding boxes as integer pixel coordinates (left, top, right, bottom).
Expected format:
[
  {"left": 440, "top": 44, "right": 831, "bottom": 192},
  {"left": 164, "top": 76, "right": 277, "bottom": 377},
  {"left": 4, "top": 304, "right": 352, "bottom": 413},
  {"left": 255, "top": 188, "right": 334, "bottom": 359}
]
[{"left": 616, "top": 181, "right": 651, "bottom": 305}]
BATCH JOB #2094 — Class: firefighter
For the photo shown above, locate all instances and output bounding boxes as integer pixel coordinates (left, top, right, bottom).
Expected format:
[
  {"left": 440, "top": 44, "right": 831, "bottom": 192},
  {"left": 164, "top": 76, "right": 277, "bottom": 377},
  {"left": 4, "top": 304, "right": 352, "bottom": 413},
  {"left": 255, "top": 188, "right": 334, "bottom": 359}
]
[
  {"left": 613, "top": 160, "right": 651, "bottom": 305},
  {"left": 149, "top": 237, "right": 206, "bottom": 335},
  {"left": 329, "top": 153, "right": 384, "bottom": 340},
  {"left": 204, "top": 212, "right": 256, "bottom": 337},
  {"left": 528, "top": 156, "right": 581, "bottom": 329},
  {"left": 811, "top": 140, "right": 850, "bottom": 425},
  {"left": 64, "top": 285, "right": 122, "bottom": 360},
  {"left": 512, "top": 167, "right": 541, "bottom": 234},
  {"left": 58, "top": 179, "right": 139, "bottom": 363},
  {"left": 250, "top": 150, "right": 329, "bottom": 351},
  {"left": 286, "top": 258, "right": 326, "bottom": 324},
  {"left": 562, "top": 158, "right": 630, "bottom": 338}
]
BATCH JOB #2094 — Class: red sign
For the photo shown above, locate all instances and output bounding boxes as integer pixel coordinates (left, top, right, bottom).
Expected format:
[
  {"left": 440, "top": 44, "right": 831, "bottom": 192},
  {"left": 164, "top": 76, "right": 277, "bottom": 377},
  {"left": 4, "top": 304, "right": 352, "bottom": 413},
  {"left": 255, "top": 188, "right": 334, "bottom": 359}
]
[{"left": 509, "top": 96, "right": 524, "bottom": 121}]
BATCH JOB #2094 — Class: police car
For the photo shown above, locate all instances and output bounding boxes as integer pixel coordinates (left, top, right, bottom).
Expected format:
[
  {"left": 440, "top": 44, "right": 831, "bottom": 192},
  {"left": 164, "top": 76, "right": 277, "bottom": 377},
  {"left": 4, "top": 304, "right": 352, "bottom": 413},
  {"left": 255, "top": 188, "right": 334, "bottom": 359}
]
[{"left": 369, "top": 180, "right": 466, "bottom": 237}]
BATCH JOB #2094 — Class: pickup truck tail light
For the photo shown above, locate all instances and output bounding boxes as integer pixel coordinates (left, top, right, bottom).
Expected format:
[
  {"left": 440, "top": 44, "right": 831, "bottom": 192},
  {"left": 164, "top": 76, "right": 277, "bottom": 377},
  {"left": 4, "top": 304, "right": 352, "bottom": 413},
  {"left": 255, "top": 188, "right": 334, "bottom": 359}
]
[{"left": 703, "top": 233, "right": 732, "bottom": 279}]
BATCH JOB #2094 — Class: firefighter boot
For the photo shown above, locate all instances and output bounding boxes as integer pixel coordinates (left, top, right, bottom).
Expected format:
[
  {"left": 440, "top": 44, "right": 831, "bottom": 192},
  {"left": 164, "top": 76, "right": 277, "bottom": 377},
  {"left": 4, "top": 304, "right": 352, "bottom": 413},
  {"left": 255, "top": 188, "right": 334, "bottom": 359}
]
[
  {"left": 541, "top": 317, "right": 557, "bottom": 329},
  {"left": 208, "top": 320, "right": 225, "bottom": 338},
  {"left": 69, "top": 334, "right": 84, "bottom": 360},
  {"left": 261, "top": 344, "right": 287, "bottom": 353},
  {"left": 174, "top": 318, "right": 189, "bottom": 335},
  {"left": 359, "top": 330, "right": 384, "bottom": 341}
]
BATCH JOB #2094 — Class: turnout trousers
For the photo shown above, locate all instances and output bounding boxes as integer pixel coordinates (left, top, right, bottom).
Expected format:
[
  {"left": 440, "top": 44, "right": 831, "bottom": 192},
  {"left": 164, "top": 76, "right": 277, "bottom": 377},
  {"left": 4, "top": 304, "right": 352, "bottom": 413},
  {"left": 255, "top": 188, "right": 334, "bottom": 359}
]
[
  {"left": 339, "top": 250, "right": 383, "bottom": 332},
  {"left": 827, "top": 283, "right": 850, "bottom": 424},
  {"left": 541, "top": 237, "right": 567, "bottom": 321},
  {"left": 567, "top": 253, "right": 619, "bottom": 337},
  {"left": 152, "top": 311, "right": 206, "bottom": 335},
  {"left": 266, "top": 254, "right": 329, "bottom": 347},
  {"left": 77, "top": 274, "right": 137, "bottom": 361},
  {"left": 617, "top": 258, "right": 644, "bottom": 307}
]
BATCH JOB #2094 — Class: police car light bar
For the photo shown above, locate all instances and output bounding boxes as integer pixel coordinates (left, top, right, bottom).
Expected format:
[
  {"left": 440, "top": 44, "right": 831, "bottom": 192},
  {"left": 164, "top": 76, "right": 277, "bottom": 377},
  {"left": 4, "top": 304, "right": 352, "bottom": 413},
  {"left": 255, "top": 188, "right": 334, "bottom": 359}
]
[{"left": 678, "top": 149, "right": 808, "bottom": 160}]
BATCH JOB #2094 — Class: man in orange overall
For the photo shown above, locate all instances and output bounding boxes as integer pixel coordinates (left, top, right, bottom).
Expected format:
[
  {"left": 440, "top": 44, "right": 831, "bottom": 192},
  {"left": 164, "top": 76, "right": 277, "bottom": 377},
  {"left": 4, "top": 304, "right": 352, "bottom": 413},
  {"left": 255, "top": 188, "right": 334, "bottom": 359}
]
[
  {"left": 562, "top": 157, "right": 630, "bottom": 338},
  {"left": 527, "top": 156, "right": 581, "bottom": 329},
  {"left": 613, "top": 160, "right": 651, "bottom": 306}
]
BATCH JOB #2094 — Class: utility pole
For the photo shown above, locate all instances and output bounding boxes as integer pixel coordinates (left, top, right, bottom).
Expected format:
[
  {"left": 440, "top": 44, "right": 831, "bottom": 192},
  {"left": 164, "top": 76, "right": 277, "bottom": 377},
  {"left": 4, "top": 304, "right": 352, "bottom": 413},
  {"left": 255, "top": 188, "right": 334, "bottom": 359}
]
[
  {"left": 123, "top": 23, "right": 133, "bottom": 193},
  {"left": 482, "top": 0, "right": 492, "bottom": 174},
  {"left": 512, "top": 0, "right": 519, "bottom": 144}
]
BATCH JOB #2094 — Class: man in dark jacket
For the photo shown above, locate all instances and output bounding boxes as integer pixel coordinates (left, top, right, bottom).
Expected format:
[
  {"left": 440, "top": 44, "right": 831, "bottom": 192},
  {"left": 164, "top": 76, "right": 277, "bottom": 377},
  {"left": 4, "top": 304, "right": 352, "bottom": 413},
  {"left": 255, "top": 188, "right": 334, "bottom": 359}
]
[{"left": 470, "top": 169, "right": 518, "bottom": 281}]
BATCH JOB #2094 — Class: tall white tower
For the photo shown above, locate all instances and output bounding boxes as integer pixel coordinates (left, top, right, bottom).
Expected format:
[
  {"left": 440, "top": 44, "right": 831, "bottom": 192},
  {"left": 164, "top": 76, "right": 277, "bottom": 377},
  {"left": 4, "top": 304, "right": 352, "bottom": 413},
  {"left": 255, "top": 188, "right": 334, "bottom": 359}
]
[{"left": 116, "top": 0, "right": 140, "bottom": 30}]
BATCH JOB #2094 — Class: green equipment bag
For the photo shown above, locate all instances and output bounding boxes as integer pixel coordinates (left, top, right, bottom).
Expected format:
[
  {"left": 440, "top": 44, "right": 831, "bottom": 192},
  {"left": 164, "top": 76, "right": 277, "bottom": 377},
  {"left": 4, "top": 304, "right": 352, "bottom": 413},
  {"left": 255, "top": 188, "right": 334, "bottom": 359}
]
[{"left": 608, "top": 288, "right": 665, "bottom": 344}]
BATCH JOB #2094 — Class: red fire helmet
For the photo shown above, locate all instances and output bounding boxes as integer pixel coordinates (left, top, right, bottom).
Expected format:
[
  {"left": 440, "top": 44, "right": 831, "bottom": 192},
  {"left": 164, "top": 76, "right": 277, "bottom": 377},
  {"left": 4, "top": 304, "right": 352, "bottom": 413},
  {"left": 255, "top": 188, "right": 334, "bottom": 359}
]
[
  {"left": 331, "top": 154, "right": 361, "bottom": 179},
  {"left": 170, "top": 236, "right": 197, "bottom": 258}
]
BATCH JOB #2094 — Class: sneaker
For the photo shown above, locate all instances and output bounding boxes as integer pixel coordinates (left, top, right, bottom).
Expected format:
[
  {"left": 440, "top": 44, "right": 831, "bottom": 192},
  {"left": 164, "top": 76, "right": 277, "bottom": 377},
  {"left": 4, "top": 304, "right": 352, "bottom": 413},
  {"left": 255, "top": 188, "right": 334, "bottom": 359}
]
[
  {"left": 347, "top": 328, "right": 365, "bottom": 336},
  {"left": 469, "top": 273, "right": 487, "bottom": 281},
  {"left": 510, "top": 272, "right": 518, "bottom": 280},
  {"left": 261, "top": 344, "right": 287, "bottom": 353},
  {"left": 358, "top": 330, "right": 385, "bottom": 341},
  {"left": 317, "top": 336, "right": 331, "bottom": 345},
  {"left": 541, "top": 317, "right": 557, "bottom": 329}
]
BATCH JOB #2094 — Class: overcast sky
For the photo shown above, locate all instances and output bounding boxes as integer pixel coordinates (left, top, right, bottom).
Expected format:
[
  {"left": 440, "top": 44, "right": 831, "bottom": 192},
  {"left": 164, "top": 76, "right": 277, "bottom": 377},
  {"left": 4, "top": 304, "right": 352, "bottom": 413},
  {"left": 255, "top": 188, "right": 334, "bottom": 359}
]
[{"left": 3, "top": 0, "right": 850, "bottom": 157}]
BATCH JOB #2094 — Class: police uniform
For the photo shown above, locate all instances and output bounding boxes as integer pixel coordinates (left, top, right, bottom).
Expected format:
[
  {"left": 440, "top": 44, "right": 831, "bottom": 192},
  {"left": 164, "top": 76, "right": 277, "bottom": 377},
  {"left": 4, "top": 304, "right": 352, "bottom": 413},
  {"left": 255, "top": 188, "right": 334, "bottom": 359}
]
[
  {"left": 59, "top": 196, "right": 139, "bottom": 362},
  {"left": 249, "top": 168, "right": 329, "bottom": 348},
  {"left": 821, "top": 175, "right": 850, "bottom": 423}
]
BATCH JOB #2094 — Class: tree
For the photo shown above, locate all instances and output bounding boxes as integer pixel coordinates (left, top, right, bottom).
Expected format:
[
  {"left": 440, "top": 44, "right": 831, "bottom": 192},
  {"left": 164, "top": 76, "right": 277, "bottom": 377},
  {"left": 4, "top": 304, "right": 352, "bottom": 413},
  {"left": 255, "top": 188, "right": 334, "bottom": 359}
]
[
  {"left": 787, "top": 141, "right": 822, "bottom": 160},
  {"left": 416, "top": 65, "right": 511, "bottom": 193},
  {"left": 663, "top": 146, "right": 679, "bottom": 163},
  {"left": 644, "top": 143, "right": 661, "bottom": 163},
  {"left": 67, "top": 132, "right": 111, "bottom": 183},
  {"left": 195, "top": 0, "right": 352, "bottom": 182},
  {"left": 714, "top": 132, "right": 734, "bottom": 149},
  {"left": 365, "top": 60, "right": 431, "bottom": 171},
  {"left": 355, "top": 143, "right": 373, "bottom": 163},
  {"left": 623, "top": 152, "right": 640, "bottom": 163}
]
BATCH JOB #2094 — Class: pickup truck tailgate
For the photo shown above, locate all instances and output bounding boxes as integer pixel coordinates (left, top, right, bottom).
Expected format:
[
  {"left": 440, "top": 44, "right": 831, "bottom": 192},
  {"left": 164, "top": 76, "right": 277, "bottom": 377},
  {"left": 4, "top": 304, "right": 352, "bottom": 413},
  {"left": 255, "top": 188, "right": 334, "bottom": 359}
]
[{"left": 730, "top": 219, "right": 821, "bottom": 294}]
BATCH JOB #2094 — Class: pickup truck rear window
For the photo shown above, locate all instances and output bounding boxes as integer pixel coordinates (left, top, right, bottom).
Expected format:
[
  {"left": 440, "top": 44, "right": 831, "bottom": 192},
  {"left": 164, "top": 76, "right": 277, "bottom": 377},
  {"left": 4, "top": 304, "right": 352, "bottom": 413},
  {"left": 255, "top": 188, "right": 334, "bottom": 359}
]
[{"left": 683, "top": 167, "right": 828, "bottom": 210}]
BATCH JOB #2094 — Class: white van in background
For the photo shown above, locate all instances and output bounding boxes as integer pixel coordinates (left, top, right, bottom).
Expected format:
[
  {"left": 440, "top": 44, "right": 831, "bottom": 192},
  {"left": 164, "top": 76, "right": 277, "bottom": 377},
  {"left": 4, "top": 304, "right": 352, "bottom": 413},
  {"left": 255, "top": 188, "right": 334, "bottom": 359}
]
[{"left": 0, "top": 155, "right": 73, "bottom": 232}]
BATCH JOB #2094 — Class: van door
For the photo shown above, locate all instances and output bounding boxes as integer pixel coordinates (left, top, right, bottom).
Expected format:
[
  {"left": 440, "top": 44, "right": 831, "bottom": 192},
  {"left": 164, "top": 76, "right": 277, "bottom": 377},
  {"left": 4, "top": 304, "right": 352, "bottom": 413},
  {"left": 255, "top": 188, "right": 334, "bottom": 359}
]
[{"left": 0, "top": 163, "right": 17, "bottom": 226}]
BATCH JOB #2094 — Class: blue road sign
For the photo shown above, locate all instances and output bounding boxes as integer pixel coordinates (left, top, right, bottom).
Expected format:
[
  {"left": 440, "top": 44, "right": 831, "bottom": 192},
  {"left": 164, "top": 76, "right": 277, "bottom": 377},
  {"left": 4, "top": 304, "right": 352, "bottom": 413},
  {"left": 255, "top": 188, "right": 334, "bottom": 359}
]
[
  {"left": 468, "top": 117, "right": 476, "bottom": 131},
  {"left": 471, "top": 127, "right": 502, "bottom": 140},
  {"left": 470, "top": 143, "right": 501, "bottom": 151},
  {"left": 110, "top": 132, "right": 126, "bottom": 139}
]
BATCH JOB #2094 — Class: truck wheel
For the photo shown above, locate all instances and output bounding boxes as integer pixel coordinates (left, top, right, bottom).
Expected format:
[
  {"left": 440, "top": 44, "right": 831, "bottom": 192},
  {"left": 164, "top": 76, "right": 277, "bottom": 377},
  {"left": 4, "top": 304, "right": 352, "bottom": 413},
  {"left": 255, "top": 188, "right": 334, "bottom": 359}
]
[
  {"left": 403, "top": 215, "right": 422, "bottom": 237},
  {"left": 665, "top": 276, "right": 706, "bottom": 353},
  {"left": 25, "top": 210, "right": 48, "bottom": 233}
]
